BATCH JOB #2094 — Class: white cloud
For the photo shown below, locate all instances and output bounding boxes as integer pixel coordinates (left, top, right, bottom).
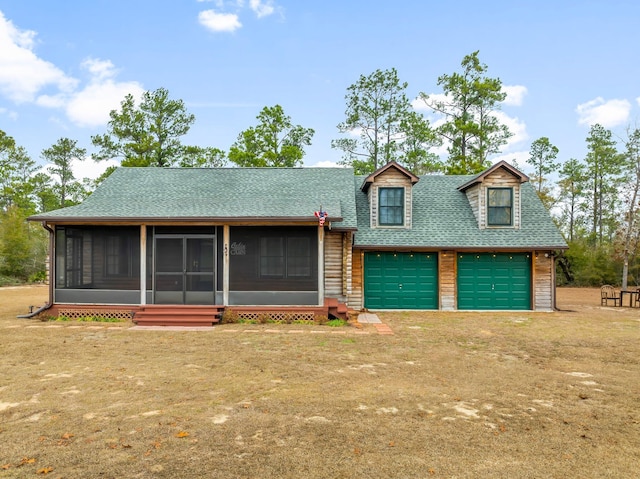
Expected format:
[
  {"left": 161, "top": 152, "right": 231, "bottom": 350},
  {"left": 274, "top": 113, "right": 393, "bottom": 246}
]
[
  {"left": 413, "top": 92, "right": 528, "bottom": 153},
  {"left": 493, "top": 111, "right": 528, "bottom": 149},
  {"left": 576, "top": 97, "right": 631, "bottom": 128},
  {"left": 81, "top": 58, "right": 116, "bottom": 81},
  {"left": 198, "top": 9, "right": 242, "bottom": 32},
  {"left": 502, "top": 85, "right": 527, "bottom": 106},
  {"left": 412, "top": 92, "right": 448, "bottom": 112},
  {"left": 0, "top": 13, "right": 143, "bottom": 128},
  {"left": 0, "top": 11, "right": 77, "bottom": 103},
  {"left": 308, "top": 160, "right": 344, "bottom": 168},
  {"left": 66, "top": 80, "right": 144, "bottom": 128},
  {"left": 490, "top": 150, "right": 530, "bottom": 171},
  {"left": 63, "top": 58, "right": 144, "bottom": 127},
  {"left": 43, "top": 156, "right": 119, "bottom": 182},
  {"left": 250, "top": 0, "right": 275, "bottom": 18},
  {"left": 72, "top": 157, "right": 119, "bottom": 181},
  {"left": 34, "top": 57, "right": 144, "bottom": 127},
  {"left": 0, "top": 106, "right": 18, "bottom": 121}
]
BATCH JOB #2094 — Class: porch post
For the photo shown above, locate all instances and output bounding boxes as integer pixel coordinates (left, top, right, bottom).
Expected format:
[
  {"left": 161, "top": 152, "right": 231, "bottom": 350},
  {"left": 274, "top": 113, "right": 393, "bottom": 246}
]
[
  {"left": 140, "top": 225, "right": 146, "bottom": 305},
  {"left": 318, "top": 226, "right": 324, "bottom": 306},
  {"left": 223, "top": 225, "right": 230, "bottom": 306}
]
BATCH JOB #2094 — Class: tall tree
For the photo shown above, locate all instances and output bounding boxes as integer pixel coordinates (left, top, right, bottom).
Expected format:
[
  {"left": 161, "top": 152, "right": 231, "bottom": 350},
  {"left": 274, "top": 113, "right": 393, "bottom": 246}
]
[
  {"left": 41, "top": 138, "right": 87, "bottom": 208},
  {"left": 332, "top": 68, "right": 415, "bottom": 174},
  {"left": 397, "top": 110, "right": 443, "bottom": 175},
  {"left": 557, "top": 158, "right": 587, "bottom": 243},
  {"left": 0, "top": 205, "right": 47, "bottom": 280},
  {"left": 420, "top": 51, "right": 512, "bottom": 174},
  {"left": 228, "top": 105, "right": 314, "bottom": 167},
  {"left": 31, "top": 172, "right": 59, "bottom": 213},
  {"left": 584, "top": 124, "right": 622, "bottom": 245},
  {"left": 92, "top": 87, "right": 195, "bottom": 167},
  {"left": 527, "top": 137, "right": 560, "bottom": 209},
  {"left": 528, "top": 137, "right": 560, "bottom": 192},
  {"left": 0, "top": 130, "right": 39, "bottom": 213},
  {"left": 179, "top": 146, "right": 226, "bottom": 168},
  {"left": 617, "top": 128, "right": 640, "bottom": 290},
  {"left": 0, "top": 130, "right": 18, "bottom": 211}
]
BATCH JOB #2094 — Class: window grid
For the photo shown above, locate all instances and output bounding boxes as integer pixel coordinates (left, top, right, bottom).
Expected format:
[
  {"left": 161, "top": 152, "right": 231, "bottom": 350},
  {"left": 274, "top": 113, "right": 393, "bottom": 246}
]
[
  {"left": 487, "top": 187, "right": 513, "bottom": 226},
  {"left": 379, "top": 187, "right": 404, "bottom": 226}
]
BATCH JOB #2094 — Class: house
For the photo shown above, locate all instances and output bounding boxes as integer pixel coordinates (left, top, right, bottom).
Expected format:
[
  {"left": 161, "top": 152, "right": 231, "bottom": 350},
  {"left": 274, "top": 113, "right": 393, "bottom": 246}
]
[{"left": 29, "top": 160, "right": 567, "bottom": 325}]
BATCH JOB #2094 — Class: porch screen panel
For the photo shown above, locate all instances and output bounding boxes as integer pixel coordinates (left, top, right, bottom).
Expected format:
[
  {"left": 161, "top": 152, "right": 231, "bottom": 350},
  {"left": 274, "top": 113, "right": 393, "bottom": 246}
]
[
  {"left": 55, "top": 226, "right": 140, "bottom": 290},
  {"left": 229, "top": 226, "right": 318, "bottom": 292}
]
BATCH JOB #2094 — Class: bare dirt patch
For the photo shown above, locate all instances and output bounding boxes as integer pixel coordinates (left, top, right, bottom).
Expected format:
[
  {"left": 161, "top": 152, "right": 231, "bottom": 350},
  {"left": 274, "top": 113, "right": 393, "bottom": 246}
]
[{"left": 0, "top": 286, "right": 638, "bottom": 478}]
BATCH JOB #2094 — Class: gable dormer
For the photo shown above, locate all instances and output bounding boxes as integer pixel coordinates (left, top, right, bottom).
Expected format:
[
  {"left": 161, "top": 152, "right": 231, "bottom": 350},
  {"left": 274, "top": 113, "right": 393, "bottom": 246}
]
[
  {"left": 457, "top": 160, "right": 529, "bottom": 229},
  {"left": 361, "top": 161, "right": 419, "bottom": 228}
]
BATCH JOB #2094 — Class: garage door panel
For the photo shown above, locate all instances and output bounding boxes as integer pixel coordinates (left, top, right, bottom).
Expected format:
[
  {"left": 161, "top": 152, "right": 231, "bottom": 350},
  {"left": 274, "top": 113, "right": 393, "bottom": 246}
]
[
  {"left": 457, "top": 253, "right": 531, "bottom": 310},
  {"left": 364, "top": 252, "right": 438, "bottom": 309}
]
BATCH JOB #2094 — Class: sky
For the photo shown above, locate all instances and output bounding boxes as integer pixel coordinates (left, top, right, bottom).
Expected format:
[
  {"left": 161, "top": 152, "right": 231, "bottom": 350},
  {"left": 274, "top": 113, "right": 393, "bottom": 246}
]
[{"left": 1, "top": 0, "right": 640, "bottom": 180}]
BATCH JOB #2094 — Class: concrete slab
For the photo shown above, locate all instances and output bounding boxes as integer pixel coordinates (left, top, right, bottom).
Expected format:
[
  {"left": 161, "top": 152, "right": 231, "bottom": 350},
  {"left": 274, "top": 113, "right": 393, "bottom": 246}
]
[{"left": 357, "top": 313, "right": 382, "bottom": 324}]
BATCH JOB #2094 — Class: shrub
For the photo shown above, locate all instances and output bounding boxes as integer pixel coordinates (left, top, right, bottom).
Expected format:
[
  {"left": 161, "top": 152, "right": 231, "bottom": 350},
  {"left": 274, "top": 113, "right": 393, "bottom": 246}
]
[
  {"left": 313, "top": 315, "right": 329, "bottom": 325},
  {"left": 327, "top": 318, "right": 348, "bottom": 327},
  {"left": 221, "top": 309, "right": 239, "bottom": 324}
]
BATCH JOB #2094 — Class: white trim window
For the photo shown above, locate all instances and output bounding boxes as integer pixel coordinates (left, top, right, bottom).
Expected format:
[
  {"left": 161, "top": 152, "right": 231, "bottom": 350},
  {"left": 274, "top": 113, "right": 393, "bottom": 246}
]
[
  {"left": 378, "top": 187, "right": 404, "bottom": 226},
  {"left": 487, "top": 187, "right": 513, "bottom": 226}
]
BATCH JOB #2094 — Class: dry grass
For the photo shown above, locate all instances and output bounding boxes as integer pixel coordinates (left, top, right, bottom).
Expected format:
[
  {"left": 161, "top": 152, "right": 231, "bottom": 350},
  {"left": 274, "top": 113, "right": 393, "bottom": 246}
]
[{"left": 1, "top": 285, "right": 639, "bottom": 478}]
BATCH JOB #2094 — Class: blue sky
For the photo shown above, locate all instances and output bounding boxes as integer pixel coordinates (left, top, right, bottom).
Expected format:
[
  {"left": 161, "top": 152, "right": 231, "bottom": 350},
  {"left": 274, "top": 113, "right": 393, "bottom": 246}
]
[{"left": 1, "top": 0, "right": 639, "bottom": 179}]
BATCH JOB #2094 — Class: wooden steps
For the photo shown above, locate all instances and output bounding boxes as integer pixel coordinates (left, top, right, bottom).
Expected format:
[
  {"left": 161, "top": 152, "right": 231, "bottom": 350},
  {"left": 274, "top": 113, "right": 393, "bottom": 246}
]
[
  {"left": 324, "top": 298, "right": 349, "bottom": 320},
  {"left": 133, "top": 305, "right": 223, "bottom": 327},
  {"left": 124, "top": 298, "right": 347, "bottom": 326}
]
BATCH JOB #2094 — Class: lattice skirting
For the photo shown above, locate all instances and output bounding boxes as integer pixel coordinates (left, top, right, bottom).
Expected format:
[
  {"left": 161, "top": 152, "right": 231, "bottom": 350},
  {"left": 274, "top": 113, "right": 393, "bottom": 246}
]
[
  {"left": 58, "top": 309, "right": 134, "bottom": 321},
  {"left": 236, "top": 311, "right": 316, "bottom": 323}
]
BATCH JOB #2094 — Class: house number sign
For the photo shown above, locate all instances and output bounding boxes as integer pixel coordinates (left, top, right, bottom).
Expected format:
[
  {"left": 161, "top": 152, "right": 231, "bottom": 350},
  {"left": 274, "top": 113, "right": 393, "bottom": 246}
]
[{"left": 230, "top": 242, "right": 246, "bottom": 255}]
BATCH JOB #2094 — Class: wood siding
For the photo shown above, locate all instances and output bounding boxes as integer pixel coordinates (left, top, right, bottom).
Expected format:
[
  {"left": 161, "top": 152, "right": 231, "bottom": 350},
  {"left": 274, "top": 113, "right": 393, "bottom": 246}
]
[
  {"left": 324, "top": 231, "right": 344, "bottom": 300},
  {"left": 468, "top": 170, "right": 522, "bottom": 229},
  {"left": 342, "top": 231, "right": 353, "bottom": 297},
  {"left": 349, "top": 248, "right": 364, "bottom": 310},
  {"left": 369, "top": 169, "right": 413, "bottom": 228},
  {"left": 533, "top": 252, "right": 554, "bottom": 311},
  {"left": 465, "top": 186, "right": 481, "bottom": 224},
  {"left": 439, "top": 251, "right": 456, "bottom": 310}
]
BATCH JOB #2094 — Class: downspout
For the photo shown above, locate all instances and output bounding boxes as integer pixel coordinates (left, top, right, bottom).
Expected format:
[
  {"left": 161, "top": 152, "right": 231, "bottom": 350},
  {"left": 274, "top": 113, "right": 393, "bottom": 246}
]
[
  {"left": 17, "top": 222, "right": 54, "bottom": 318},
  {"left": 552, "top": 252, "right": 558, "bottom": 311},
  {"left": 17, "top": 303, "right": 52, "bottom": 319}
]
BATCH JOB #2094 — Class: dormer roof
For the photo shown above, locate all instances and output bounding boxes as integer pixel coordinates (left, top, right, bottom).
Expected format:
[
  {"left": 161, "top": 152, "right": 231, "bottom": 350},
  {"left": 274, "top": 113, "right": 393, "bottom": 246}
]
[
  {"left": 360, "top": 161, "right": 419, "bottom": 192},
  {"left": 457, "top": 160, "right": 529, "bottom": 192}
]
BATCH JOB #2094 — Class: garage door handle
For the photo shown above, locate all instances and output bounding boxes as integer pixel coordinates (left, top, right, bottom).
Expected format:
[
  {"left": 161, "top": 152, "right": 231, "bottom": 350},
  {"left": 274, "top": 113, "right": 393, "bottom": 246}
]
[
  {"left": 398, "top": 284, "right": 403, "bottom": 289},
  {"left": 492, "top": 284, "right": 495, "bottom": 290}
]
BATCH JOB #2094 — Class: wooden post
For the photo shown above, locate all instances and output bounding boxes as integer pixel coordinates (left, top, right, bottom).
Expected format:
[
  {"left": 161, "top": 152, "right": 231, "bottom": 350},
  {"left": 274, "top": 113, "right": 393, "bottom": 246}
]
[
  {"left": 223, "top": 225, "right": 230, "bottom": 306},
  {"left": 140, "top": 225, "right": 146, "bottom": 305},
  {"left": 318, "top": 226, "right": 324, "bottom": 306}
]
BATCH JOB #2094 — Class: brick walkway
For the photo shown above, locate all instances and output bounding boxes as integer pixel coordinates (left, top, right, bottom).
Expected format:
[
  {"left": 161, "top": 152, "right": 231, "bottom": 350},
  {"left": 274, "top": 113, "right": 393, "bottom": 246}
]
[{"left": 7, "top": 320, "right": 394, "bottom": 335}]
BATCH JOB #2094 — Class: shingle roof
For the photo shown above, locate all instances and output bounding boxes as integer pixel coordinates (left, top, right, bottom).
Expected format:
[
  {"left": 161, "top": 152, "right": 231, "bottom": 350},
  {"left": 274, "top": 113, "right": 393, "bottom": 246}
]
[
  {"left": 353, "top": 174, "right": 567, "bottom": 250},
  {"left": 30, "top": 167, "right": 358, "bottom": 229},
  {"left": 30, "top": 166, "right": 567, "bottom": 250}
]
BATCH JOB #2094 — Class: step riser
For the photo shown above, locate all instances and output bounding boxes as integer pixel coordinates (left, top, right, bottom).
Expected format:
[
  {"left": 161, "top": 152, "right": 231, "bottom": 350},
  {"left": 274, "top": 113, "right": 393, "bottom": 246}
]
[
  {"left": 134, "top": 305, "right": 222, "bottom": 327},
  {"left": 136, "top": 321, "right": 217, "bottom": 327}
]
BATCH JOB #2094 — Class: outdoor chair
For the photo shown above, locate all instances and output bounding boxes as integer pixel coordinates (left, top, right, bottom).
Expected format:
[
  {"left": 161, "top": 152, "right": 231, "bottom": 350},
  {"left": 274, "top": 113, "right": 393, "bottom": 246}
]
[{"left": 600, "top": 285, "right": 620, "bottom": 306}]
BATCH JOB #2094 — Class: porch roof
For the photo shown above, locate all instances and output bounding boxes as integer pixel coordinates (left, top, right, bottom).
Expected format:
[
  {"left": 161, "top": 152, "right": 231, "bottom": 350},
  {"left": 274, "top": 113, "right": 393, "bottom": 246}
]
[{"left": 30, "top": 167, "right": 358, "bottom": 229}]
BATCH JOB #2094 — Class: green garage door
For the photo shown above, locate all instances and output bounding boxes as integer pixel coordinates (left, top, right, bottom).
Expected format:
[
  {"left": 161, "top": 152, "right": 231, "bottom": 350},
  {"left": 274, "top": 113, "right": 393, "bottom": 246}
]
[
  {"left": 364, "top": 252, "right": 438, "bottom": 309},
  {"left": 457, "top": 253, "right": 531, "bottom": 310}
]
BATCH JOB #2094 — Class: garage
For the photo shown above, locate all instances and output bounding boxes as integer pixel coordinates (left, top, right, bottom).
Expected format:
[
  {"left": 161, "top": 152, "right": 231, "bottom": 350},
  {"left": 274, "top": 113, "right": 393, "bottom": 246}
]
[
  {"left": 457, "top": 253, "right": 531, "bottom": 310},
  {"left": 364, "top": 252, "right": 438, "bottom": 309}
]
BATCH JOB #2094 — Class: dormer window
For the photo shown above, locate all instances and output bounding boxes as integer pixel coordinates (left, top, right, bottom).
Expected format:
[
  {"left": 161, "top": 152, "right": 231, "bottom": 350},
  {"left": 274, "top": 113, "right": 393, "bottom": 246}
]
[
  {"left": 379, "top": 187, "right": 404, "bottom": 226},
  {"left": 487, "top": 188, "right": 513, "bottom": 226}
]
